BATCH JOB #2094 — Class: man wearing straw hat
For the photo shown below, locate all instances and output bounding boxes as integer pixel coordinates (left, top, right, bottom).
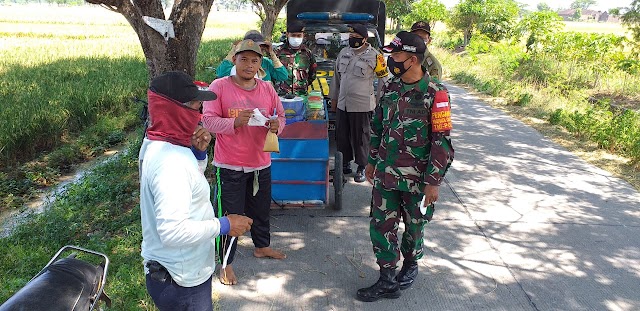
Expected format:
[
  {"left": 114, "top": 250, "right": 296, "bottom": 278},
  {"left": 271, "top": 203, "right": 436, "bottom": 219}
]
[{"left": 203, "top": 40, "right": 287, "bottom": 286}]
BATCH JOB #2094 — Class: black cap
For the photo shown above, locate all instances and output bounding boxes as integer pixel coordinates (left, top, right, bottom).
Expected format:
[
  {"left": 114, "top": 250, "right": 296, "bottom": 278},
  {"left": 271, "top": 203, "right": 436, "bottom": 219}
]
[
  {"left": 150, "top": 71, "right": 217, "bottom": 103},
  {"left": 287, "top": 20, "right": 305, "bottom": 33},
  {"left": 243, "top": 30, "right": 267, "bottom": 45},
  {"left": 348, "top": 23, "right": 368, "bottom": 38},
  {"left": 382, "top": 31, "right": 426, "bottom": 54},
  {"left": 411, "top": 21, "right": 431, "bottom": 35}
]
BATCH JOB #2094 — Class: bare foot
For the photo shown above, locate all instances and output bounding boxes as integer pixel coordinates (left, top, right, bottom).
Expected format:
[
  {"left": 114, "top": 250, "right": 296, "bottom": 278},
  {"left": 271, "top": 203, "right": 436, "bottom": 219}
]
[
  {"left": 219, "top": 265, "right": 237, "bottom": 285},
  {"left": 253, "top": 247, "right": 286, "bottom": 259}
]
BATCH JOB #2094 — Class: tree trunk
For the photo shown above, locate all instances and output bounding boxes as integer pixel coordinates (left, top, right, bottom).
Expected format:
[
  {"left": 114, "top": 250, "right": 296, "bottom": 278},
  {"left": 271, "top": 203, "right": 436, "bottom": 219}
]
[
  {"left": 464, "top": 29, "right": 472, "bottom": 46},
  {"left": 86, "top": 0, "right": 214, "bottom": 79},
  {"left": 261, "top": 5, "right": 278, "bottom": 37},
  {"left": 251, "top": 0, "right": 289, "bottom": 38}
]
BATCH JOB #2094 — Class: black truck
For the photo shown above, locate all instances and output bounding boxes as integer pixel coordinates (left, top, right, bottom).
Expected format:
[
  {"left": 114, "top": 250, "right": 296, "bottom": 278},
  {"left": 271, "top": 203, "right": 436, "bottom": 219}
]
[{"left": 285, "top": 0, "right": 387, "bottom": 130}]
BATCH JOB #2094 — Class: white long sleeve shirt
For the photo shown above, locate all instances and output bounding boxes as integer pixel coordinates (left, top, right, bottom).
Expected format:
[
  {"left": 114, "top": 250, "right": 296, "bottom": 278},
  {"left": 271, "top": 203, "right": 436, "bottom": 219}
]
[{"left": 138, "top": 138, "right": 221, "bottom": 287}]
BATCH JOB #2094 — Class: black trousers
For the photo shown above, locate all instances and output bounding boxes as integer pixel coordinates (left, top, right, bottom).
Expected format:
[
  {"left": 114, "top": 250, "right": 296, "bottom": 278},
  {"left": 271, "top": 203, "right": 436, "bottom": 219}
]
[
  {"left": 335, "top": 109, "right": 372, "bottom": 168},
  {"left": 217, "top": 167, "right": 272, "bottom": 265},
  {"left": 146, "top": 274, "right": 213, "bottom": 311}
]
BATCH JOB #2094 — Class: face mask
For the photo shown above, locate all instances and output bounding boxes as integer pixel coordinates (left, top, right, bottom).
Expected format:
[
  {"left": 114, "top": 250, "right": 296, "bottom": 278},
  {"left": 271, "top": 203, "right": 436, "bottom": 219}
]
[
  {"left": 288, "top": 37, "right": 303, "bottom": 48},
  {"left": 349, "top": 37, "right": 365, "bottom": 48},
  {"left": 387, "top": 56, "right": 413, "bottom": 78},
  {"left": 146, "top": 91, "right": 203, "bottom": 147}
]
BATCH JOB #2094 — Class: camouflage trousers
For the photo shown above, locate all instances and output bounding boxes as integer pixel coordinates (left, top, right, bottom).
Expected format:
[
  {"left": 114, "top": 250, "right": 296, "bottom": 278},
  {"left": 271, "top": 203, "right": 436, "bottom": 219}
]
[{"left": 370, "top": 185, "right": 435, "bottom": 269}]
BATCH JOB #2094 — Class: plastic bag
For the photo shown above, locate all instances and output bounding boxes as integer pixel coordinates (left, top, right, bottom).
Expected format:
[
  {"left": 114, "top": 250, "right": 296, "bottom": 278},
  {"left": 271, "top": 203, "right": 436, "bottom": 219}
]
[{"left": 263, "top": 131, "right": 279, "bottom": 153}]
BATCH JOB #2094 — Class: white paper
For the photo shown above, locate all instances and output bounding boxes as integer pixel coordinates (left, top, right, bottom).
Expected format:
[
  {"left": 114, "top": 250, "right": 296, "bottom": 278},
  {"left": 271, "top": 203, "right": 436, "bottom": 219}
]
[
  {"left": 419, "top": 196, "right": 427, "bottom": 215},
  {"left": 248, "top": 108, "right": 269, "bottom": 127},
  {"left": 142, "top": 16, "right": 175, "bottom": 41}
]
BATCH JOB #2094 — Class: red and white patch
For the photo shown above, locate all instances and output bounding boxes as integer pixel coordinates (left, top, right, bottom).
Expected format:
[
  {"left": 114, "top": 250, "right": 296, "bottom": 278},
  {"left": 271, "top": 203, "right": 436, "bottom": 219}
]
[{"left": 431, "top": 90, "right": 452, "bottom": 132}]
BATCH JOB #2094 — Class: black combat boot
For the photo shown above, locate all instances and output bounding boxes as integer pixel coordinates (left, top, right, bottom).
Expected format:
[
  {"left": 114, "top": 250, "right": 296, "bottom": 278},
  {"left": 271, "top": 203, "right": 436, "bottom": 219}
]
[
  {"left": 356, "top": 268, "right": 401, "bottom": 302},
  {"left": 396, "top": 260, "right": 419, "bottom": 290}
]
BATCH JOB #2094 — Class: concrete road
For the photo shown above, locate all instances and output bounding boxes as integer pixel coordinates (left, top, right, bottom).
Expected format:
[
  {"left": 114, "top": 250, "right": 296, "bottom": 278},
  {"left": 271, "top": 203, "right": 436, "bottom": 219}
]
[{"left": 213, "top": 83, "right": 640, "bottom": 311}]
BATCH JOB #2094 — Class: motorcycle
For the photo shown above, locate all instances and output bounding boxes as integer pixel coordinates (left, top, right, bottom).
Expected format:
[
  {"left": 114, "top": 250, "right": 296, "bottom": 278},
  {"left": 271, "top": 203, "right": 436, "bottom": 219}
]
[{"left": 0, "top": 245, "right": 111, "bottom": 311}]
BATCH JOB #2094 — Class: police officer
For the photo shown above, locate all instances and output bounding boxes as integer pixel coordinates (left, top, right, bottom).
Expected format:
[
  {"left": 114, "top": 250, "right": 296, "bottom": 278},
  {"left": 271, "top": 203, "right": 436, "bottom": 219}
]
[
  {"left": 410, "top": 21, "right": 443, "bottom": 81},
  {"left": 275, "top": 20, "right": 317, "bottom": 96},
  {"left": 356, "top": 31, "right": 454, "bottom": 302},
  {"left": 329, "top": 23, "right": 388, "bottom": 183}
]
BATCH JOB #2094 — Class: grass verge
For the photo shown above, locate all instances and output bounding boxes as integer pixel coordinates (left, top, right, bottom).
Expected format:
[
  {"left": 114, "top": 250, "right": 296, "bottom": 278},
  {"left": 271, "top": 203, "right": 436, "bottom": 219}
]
[
  {"left": 0, "top": 135, "right": 157, "bottom": 310},
  {"left": 434, "top": 47, "right": 640, "bottom": 191}
]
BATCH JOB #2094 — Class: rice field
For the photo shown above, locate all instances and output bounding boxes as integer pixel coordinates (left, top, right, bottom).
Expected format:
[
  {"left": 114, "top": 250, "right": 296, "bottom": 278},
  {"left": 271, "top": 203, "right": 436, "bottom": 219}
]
[{"left": 0, "top": 4, "right": 259, "bottom": 165}]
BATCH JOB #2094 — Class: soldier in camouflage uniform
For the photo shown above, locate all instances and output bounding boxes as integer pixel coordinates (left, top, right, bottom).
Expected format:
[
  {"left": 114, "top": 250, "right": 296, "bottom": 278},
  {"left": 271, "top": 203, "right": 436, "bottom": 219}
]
[
  {"left": 275, "top": 21, "right": 317, "bottom": 96},
  {"left": 357, "top": 31, "right": 454, "bottom": 302},
  {"left": 410, "top": 21, "right": 443, "bottom": 81}
]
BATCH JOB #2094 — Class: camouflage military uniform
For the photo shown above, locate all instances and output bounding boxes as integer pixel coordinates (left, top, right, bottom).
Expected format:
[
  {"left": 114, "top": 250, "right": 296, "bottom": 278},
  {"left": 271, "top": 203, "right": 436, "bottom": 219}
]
[
  {"left": 275, "top": 42, "right": 317, "bottom": 96},
  {"left": 422, "top": 49, "right": 442, "bottom": 81},
  {"left": 368, "top": 70, "right": 454, "bottom": 269}
]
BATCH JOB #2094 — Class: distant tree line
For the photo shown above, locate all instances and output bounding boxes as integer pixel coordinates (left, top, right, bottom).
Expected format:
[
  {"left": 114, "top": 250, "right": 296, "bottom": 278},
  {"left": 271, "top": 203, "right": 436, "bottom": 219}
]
[{"left": 1, "top": 0, "right": 85, "bottom": 4}]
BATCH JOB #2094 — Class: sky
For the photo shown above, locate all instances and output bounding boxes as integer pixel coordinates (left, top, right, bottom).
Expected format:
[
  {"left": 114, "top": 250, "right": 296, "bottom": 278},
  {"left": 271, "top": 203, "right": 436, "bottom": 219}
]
[{"left": 439, "top": 0, "right": 633, "bottom": 11}]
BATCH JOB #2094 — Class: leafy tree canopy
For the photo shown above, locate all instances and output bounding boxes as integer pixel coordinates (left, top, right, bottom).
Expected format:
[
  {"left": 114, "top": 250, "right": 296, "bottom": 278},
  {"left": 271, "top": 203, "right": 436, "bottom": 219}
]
[
  {"left": 404, "top": 0, "right": 447, "bottom": 29},
  {"left": 619, "top": 0, "right": 640, "bottom": 56},
  {"left": 537, "top": 2, "right": 551, "bottom": 12},
  {"left": 448, "top": 0, "right": 520, "bottom": 44},
  {"left": 516, "top": 10, "right": 563, "bottom": 52},
  {"left": 570, "top": 0, "right": 595, "bottom": 10}
]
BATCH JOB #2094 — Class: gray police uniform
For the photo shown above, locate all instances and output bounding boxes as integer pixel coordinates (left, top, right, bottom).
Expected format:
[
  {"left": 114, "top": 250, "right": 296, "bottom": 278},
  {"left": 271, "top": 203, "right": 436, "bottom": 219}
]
[{"left": 330, "top": 43, "right": 383, "bottom": 169}]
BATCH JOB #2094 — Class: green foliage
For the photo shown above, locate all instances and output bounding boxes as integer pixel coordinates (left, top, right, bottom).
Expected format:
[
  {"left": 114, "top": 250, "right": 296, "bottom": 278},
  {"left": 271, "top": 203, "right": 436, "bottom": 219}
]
[
  {"left": 494, "top": 42, "right": 528, "bottom": 76},
  {"left": 270, "top": 17, "right": 287, "bottom": 42},
  {"left": 0, "top": 51, "right": 148, "bottom": 164},
  {"left": 573, "top": 8, "right": 582, "bottom": 21},
  {"left": 404, "top": 0, "right": 448, "bottom": 29},
  {"left": 619, "top": 0, "right": 640, "bottom": 56},
  {"left": 478, "top": 0, "right": 520, "bottom": 41},
  {"left": 448, "top": 0, "right": 483, "bottom": 44},
  {"left": 438, "top": 17, "right": 640, "bottom": 164},
  {"left": 467, "top": 33, "right": 492, "bottom": 57},
  {"left": 516, "top": 11, "right": 563, "bottom": 53},
  {"left": 570, "top": 0, "right": 596, "bottom": 10},
  {"left": 384, "top": 0, "right": 413, "bottom": 21},
  {"left": 197, "top": 38, "right": 239, "bottom": 81},
  {"left": 537, "top": 2, "right": 551, "bottom": 12},
  {"left": 435, "top": 31, "right": 465, "bottom": 50},
  {"left": 0, "top": 143, "right": 156, "bottom": 310},
  {"left": 548, "top": 103, "right": 640, "bottom": 160},
  {"left": 616, "top": 59, "right": 640, "bottom": 75},
  {"left": 448, "top": 0, "right": 520, "bottom": 44}
]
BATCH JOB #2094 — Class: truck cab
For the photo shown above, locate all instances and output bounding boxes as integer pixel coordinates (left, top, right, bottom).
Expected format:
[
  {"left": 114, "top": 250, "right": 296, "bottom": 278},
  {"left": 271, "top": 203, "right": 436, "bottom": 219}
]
[{"left": 286, "top": 0, "right": 386, "bottom": 130}]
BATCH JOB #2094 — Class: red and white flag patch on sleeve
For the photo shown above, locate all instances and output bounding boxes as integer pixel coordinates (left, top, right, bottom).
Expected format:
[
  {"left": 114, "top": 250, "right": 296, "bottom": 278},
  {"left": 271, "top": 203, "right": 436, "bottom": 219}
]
[{"left": 431, "top": 90, "right": 453, "bottom": 132}]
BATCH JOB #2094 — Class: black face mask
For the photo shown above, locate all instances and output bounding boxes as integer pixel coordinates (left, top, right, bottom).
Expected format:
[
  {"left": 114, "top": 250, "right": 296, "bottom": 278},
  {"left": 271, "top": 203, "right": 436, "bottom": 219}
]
[
  {"left": 349, "top": 37, "right": 365, "bottom": 48},
  {"left": 387, "top": 56, "right": 413, "bottom": 78}
]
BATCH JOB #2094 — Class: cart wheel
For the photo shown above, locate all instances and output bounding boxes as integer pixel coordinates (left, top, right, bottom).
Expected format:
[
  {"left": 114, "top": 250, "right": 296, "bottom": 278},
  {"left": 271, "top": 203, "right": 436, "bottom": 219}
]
[{"left": 333, "top": 151, "right": 344, "bottom": 210}]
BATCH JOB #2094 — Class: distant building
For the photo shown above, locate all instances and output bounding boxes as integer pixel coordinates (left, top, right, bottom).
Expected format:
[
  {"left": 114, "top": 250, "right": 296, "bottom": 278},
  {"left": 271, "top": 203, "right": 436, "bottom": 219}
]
[{"left": 557, "top": 9, "right": 620, "bottom": 22}]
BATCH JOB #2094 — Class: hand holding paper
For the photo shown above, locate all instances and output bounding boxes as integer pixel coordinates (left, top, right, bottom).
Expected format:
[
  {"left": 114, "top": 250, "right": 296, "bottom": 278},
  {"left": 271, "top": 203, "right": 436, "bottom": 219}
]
[{"left": 248, "top": 108, "right": 269, "bottom": 127}]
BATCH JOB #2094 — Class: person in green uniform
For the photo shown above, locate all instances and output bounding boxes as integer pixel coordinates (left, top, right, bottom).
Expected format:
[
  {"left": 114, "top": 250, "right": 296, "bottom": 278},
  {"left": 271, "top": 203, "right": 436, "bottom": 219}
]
[
  {"left": 357, "top": 31, "right": 454, "bottom": 302},
  {"left": 410, "top": 21, "right": 443, "bottom": 81},
  {"left": 275, "top": 21, "right": 317, "bottom": 96}
]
